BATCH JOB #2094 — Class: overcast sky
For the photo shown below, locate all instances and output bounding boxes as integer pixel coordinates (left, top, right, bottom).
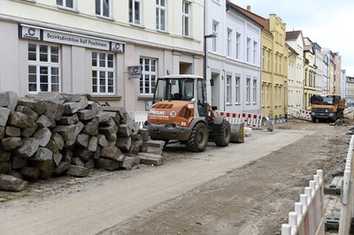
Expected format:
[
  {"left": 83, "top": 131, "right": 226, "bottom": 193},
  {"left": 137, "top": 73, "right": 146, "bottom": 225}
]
[{"left": 231, "top": 0, "right": 354, "bottom": 76}]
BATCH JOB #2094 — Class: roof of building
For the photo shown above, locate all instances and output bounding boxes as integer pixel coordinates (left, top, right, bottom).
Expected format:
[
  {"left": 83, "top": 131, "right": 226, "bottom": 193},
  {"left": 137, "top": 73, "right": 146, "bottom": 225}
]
[
  {"left": 286, "top": 31, "right": 302, "bottom": 41},
  {"left": 226, "top": 1, "right": 268, "bottom": 30},
  {"left": 286, "top": 43, "right": 299, "bottom": 56}
]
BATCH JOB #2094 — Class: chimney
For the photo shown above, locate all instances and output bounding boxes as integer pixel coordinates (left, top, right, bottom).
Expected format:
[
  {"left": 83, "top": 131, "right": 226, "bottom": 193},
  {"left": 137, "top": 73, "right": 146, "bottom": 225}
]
[{"left": 246, "top": 5, "right": 251, "bottom": 11}]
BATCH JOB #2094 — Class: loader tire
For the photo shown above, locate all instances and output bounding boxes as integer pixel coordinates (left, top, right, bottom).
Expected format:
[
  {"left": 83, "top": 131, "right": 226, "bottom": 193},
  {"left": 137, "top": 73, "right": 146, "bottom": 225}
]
[
  {"left": 214, "top": 120, "right": 231, "bottom": 147},
  {"left": 187, "top": 122, "right": 209, "bottom": 152}
]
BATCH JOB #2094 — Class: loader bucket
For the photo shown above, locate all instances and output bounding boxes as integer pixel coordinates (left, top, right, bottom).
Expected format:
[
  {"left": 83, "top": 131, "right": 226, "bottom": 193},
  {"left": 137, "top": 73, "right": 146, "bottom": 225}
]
[{"left": 230, "top": 123, "right": 245, "bottom": 143}]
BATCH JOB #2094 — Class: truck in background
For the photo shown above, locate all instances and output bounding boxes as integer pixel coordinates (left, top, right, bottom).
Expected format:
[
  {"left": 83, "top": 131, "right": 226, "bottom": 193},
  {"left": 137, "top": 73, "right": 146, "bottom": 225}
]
[{"left": 310, "top": 95, "right": 346, "bottom": 122}]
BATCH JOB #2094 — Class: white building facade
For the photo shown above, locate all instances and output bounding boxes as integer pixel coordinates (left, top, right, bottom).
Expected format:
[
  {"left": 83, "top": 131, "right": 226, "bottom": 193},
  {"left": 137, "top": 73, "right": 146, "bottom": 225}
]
[
  {"left": 0, "top": 0, "right": 204, "bottom": 112},
  {"left": 286, "top": 31, "right": 304, "bottom": 110},
  {"left": 205, "top": 0, "right": 262, "bottom": 114}
]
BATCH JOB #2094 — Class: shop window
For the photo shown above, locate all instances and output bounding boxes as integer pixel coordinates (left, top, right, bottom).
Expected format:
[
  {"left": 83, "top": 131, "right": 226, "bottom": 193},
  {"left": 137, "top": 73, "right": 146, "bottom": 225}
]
[
  {"left": 140, "top": 57, "right": 158, "bottom": 95},
  {"left": 182, "top": 0, "right": 191, "bottom": 36},
  {"left": 129, "top": 0, "right": 142, "bottom": 25},
  {"left": 96, "top": 0, "right": 111, "bottom": 18},
  {"left": 27, "top": 43, "right": 60, "bottom": 93},
  {"left": 92, "top": 52, "right": 115, "bottom": 95},
  {"left": 156, "top": 0, "right": 167, "bottom": 31}
]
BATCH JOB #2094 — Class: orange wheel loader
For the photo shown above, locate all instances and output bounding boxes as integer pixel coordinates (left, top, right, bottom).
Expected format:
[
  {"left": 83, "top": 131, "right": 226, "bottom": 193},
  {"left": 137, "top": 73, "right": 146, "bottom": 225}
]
[{"left": 145, "top": 75, "right": 232, "bottom": 152}]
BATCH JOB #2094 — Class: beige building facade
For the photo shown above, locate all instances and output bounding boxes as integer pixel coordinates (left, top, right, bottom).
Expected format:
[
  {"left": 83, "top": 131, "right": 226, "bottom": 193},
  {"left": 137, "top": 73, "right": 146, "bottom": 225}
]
[
  {"left": 0, "top": 0, "right": 204, "bottom": 112},
  {"left": 286, "top": 31, "right": 304, "bottom": 110}
]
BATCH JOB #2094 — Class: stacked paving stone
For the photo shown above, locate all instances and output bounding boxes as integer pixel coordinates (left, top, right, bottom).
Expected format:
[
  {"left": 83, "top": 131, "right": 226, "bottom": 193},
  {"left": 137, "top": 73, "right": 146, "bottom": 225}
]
[{"left": 0, "top": 91, "right": 152, "bottom": 192}]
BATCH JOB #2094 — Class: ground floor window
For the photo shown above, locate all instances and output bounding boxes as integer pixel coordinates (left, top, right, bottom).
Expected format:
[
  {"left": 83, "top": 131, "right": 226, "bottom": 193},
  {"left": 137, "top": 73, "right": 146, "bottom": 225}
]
[
  {"left": 140, "top": 57, "right": 158, "bottom": 95},
  {"left": 253, "top": 78, "right": 257, "bottom": 104},
  {"left": 226, "top": 74, "right": 232, "bottom": 105},
  {"left": 28, "top": 43, "right": 60, "bottom": 93},
  {"left": 91, "top": 51, "right": 115, "bottom": 95},
  {"left": 246, "top": 77, "right": 251, "bottom": 104},
  {"left": 235, "top": 75, "right": 240, "bottom": 104}
]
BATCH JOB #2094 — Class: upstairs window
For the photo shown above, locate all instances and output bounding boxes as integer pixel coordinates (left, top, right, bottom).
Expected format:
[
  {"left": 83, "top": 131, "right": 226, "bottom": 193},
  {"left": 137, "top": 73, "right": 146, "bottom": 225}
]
[
  {"left": 156, "top": 0, "right": 167, "bottom": 31},
  {"left": 253, "top": 41, "right": 258, "bottom": 64},
  {"left": 96, "top": 0, "right": 111, "bottom": 18},
  {"left": 236, "top": 32, "right": 241, "bottom": 59},
  {"left": 227, "top": 28, "right": 232, "bottom": 57},
  {"left": 182, "top": 0, "right": 191, "bottom": 36},
  {"left": 212, "top": 20, "right": 218, "bottom": 52},
  {"left": 129, "top": 0, "right": 142, "bottom": 25},
  {"left": 56, "top": 0, "right": 74, "bottom": 9},
  {"left": 246, "top": 37, "right": 251, "bottom": 62}
]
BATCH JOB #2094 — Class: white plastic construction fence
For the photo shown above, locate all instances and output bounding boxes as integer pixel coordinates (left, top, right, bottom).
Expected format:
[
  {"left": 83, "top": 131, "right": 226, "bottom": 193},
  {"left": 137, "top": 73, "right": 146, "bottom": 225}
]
[
  {"left": 338, "top": 135, "right": 354, "bottom": 235},
  {"left": 281, "top": 169, "right": 325, "bottom": 235},
  {"left": 288, "top": 107, "right": 312, "bottom": 121},
  {"left": 215, "top": 111, "right": 263, "bottom": 129},
  {"left": 130, "top": 111, "right": 148, "bottom": 129}
]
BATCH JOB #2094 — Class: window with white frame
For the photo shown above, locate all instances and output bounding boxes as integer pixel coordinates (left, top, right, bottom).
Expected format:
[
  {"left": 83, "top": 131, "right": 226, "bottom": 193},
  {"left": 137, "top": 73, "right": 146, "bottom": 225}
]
[
  {"left": 182, "top": 0, "right": 191, "bottom": 36},
  {"left": 56, "top": 0, "right": 74, "bottom": 9},
  {"left": 91, "top": 52, "right": 115, "bottom": 95},
  {"left": 236, "top": 32, "right": 241, "bottom": 59},
  {"left": 246, "top": 77, "right": 251, "bottom": 103},
  {"left": 227, "top": 28, "right": 232, "bottom": 57},
  {"left": 129, "top": 0, "right": 142, "bottom": 25},
  {"left": 28, "top": 43, "right": 60, "bottom": 93},
  {"left": 246, "top": 37, "right": 251, "bottom": 62},
  {"left": 226, "top": 74, "right": 232, "bottom": 105},
  {"left": 96, "top": 0, "right": 111, "bottom": 18},
  {"left": 156, "top": 0, "right": 167, "bottom": 31},
  {"left": 212, "top": 20, "right": 218, "bottom": 52},
  {"left": 140, "top": 57, "right": 158, "bottom": 95},
  {"left": 253, "top": 41, "right": 258, "bottom": 64},
  {"left": 235, "top": 75, "right": 240, "bottom": 104},
  {"left": 253, "top": 78, "right": 257, "bottom": 104}
]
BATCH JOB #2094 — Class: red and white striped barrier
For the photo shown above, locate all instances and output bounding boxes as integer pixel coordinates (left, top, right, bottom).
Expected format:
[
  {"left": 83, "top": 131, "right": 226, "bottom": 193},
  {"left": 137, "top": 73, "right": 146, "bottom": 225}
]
[
  {"left": 216, "top": 111, "right": 263, "bottom": 129},
  {"left": 281, "top": 169, "right": 325, "bottom": 235},
  {"left": 288, "top": 107, "right": 312, "bottom": 121}
]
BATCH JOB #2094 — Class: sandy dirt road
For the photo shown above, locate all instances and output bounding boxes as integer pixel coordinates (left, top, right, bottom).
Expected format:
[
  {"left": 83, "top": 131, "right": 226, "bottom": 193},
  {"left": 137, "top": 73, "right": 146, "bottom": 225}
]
[
  {"left": 0, "top": 124, "right": 314, "bottom": 235},
  {"left": 100, "top": 122, "right": 349, "bottom": 235}
]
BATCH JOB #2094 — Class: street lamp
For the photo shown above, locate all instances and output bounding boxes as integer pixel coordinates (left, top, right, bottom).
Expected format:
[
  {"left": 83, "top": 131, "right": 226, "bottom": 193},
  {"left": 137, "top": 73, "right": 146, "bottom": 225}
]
[{"left": 203, "top": 33, "right": 217, "bottom": 81}]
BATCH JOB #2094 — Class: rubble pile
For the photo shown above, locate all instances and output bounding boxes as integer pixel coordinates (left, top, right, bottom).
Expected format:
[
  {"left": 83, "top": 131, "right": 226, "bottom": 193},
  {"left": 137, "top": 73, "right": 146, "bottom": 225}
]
[{"left": 0, "top": 91, "right": 153, "bottom": 192}]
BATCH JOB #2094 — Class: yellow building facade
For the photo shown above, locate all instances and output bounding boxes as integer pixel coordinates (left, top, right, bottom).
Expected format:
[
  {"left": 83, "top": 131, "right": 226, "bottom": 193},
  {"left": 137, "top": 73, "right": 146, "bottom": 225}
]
[{"left": 261, "top": 15, "right": 288, "bottom": 119}]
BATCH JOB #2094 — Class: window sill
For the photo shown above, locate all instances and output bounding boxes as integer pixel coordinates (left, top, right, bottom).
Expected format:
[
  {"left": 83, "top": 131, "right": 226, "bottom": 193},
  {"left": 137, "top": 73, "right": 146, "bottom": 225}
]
[
  {"left": 57, "top": 5, "right": 79, "bottom": 13},
  {"left": 226, "top": 103, "right": 232, "bottom": 106},
  {"left": 96, "top": 15, "right": 114, "bottom": 22},
  {"left": 156, "top": 29, "right": 169, "bottom": 34},
  {"left": 235, "top": 103, "right": 241, "bottom": 106},
  {"left": 138, "top": 95, "right": 153, "bottom": 101},
  {"left": 88, "top": 95, "right": 121, "bottom": 102},
  {"left": 182, "top": 35, "right": 194, "bottom": 40},
  {"left": 129, "top": 23, "right": 145, "bottom": 29}
]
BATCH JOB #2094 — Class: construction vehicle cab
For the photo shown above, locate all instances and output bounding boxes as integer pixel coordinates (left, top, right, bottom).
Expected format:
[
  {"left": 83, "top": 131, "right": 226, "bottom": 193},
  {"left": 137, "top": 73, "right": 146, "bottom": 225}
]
[
  {"left": 145, "top": 75, "right": 231, "bottom": 152},
  {"left": 310, "top": 95, "right": 345, "bottom": 122}
]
